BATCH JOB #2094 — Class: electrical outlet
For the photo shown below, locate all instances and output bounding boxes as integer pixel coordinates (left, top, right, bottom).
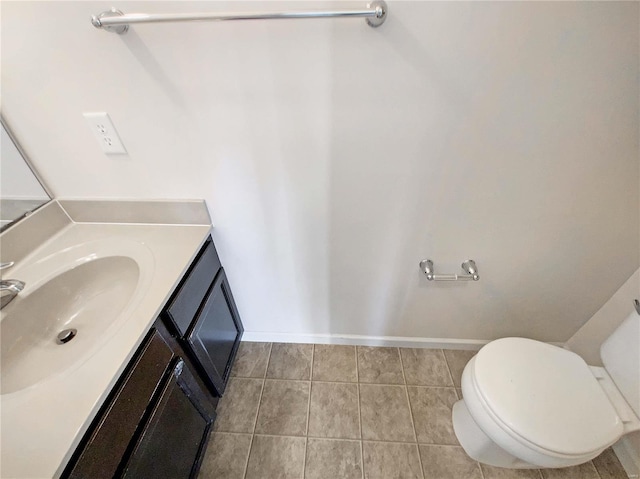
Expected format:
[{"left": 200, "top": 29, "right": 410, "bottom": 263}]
[{"left": 83, "top": 112, "right": 127, "bottom": 155}]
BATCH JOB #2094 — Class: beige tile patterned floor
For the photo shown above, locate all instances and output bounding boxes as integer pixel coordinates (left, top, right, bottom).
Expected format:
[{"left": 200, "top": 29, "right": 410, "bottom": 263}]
[{"left": 199, "top": 342, "right": 629, "bottom": 479}]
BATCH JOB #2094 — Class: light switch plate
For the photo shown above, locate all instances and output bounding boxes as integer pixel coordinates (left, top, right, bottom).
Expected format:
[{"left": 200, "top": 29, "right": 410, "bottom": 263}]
[{"left": 83, "top": 112, "right": 127, "bottom": 155}]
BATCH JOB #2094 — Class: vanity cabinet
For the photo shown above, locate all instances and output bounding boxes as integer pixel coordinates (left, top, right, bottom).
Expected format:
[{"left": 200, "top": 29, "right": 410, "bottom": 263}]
[
  {"left": 164, "top": 236, "right": 244, "bottom": 396},
  {"left": 63, "top": 321, "right": 215, "bottom": 479},
  {"left": 63, "top": 234, "right": 244, "bottom": 478}
]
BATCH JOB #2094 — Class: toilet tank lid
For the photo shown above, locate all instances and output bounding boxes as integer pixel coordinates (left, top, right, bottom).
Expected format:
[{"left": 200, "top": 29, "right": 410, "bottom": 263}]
[{"left": 474, "top": 338, "right": 623, "bottom": 456}]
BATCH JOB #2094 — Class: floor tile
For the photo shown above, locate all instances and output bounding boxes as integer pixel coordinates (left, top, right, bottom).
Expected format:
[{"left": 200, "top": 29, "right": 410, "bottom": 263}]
[
  {"left": 231, "top": 342, "right": 271, "bottom": 378},
  {"left": 199, "top": 432, "right": 252, "bottom": 479},
  {"left": 213, "top": 378, "right": 263, "bottom": 433},
  {"left": 266, "top": 343, "right": 313, "bottom": 380},
  {"left": 481, "top": 464, "right": 543, "bottom": 479},
  {"left": 401, "top": 349, "right": 453, "bottom": 386},
  {"left": 592, "top": 448, "right": 629, "bottom": 479},
  {"left": 357, "top": 347, "right": 404, "bottom": 384},
  {"left": 408, "top": 387, "right": 458, "bottom": 445},
  {"left": 443, "top": 349, "right": 476, "bottom": 388},
  {"left": 305, "top": 438, "right": 363, "bottom": 479},
  {"left": 255, "top": 380, "right": 310, "bottom": 436},
  {"left": 308, "top": 382, "right": 360, "bottom": 439},
  {"left": 245, "top": 435, "right": 306, "bottom": 479},
  {"left": 363, "top": 441, "right": 423, "bottom": 479},
  {"left": 419, "top": 445, "right": 483, "bottom": 479},
  {"left": 359, "top": 384, "right": 415, "bottom": 442},
  {"left": 540, "top": 461, "right": 600, "bottom": 479},
  {"left": 312, "top": 345, "right": 357, "bottom": 382}
]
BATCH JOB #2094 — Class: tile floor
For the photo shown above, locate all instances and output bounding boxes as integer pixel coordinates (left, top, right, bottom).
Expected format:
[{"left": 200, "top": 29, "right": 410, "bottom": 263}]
[{"left": 198, "top": 342, "right": 629, "bottom": 479}]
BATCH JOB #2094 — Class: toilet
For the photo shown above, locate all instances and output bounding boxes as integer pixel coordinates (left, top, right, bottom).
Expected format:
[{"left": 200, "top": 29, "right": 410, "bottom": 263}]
[{"left": 452, "top": 312, "right": 640, "bottom": 469}]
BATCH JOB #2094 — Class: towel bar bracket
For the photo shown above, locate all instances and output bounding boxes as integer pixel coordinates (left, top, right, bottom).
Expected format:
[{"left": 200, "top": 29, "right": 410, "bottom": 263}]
[{"left": 92, "top": 9, "right": 129, "bottom": 34}]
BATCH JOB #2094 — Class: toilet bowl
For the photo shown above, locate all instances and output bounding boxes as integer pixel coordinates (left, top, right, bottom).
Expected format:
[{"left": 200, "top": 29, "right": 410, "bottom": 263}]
[{"left": 452, "top": 312, "right": 640, "bottom": 469}]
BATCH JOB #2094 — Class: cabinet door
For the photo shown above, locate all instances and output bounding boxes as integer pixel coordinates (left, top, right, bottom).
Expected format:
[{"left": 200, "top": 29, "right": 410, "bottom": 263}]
[
  {"left": 166, "top": 239, "right": 221, "bottom": 337},
  {"left": 64, "top": 329, "right": 173, "bottom": 479},
  {"left": 187, "top": 268, "right": 243, "bottom": 395},
  {"left": 121, "top": 360, "right": 214, "bottom": 479}
]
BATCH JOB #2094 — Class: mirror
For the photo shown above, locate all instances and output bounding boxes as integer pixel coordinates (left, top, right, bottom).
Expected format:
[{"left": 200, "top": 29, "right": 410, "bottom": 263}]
[{"left": 1, "top": 118, "right": 51, "bottom": 232}]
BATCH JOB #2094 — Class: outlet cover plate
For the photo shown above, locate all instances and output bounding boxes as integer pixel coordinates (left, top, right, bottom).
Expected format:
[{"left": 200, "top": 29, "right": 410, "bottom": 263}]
[{"left": 83, "top": 112, "right": 127, "bottom": 155}]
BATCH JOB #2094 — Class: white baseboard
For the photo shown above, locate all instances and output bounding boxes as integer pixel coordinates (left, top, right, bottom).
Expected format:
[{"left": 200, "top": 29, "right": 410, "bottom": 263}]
[
  {"left": 241, "top": 331, "right": 565, "bottom": 350},
  {"left": 241, "top": 332, "right": 490, "bottom": 350},
  {"left": 613, "top": 436, "right": 640, "bottom": 479}
]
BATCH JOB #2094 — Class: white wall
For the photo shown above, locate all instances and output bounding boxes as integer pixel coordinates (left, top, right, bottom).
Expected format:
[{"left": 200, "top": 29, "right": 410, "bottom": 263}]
[{"left": 2, "top": 1, "right": 638, "bottom": 343}]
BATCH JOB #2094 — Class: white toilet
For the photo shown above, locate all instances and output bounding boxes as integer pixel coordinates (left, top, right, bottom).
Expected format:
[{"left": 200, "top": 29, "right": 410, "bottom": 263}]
[{"left": 452, "top": 312, "right": 640, "bottom": 469}]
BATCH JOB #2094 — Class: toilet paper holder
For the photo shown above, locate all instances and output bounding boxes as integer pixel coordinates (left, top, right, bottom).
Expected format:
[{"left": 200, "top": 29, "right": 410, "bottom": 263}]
[{"left": 419, "top": 259, "right": 479, "bottom": 281}]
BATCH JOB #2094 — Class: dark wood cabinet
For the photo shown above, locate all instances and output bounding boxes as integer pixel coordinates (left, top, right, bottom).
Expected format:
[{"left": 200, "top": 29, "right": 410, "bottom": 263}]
[
  {"left": 121, "top": 360, "right": 214, "bottom": 479},
  {"left": 65, "top": 328, "right": 176, "bottom": 479},
  {"left": 183, "top": 269, "right": 243, "bottom": 395},
  {"left": 165, "top": 237, "right": 244, "bottom": 396},
  {"left": 63, "top": 234, "right": 243, "bottom": 478},
  {"left": 63, "top": 322, "right": 216, "bottom": 479},
  {"left": 166, "top": 239, "right": 222, "bottom": 337}
]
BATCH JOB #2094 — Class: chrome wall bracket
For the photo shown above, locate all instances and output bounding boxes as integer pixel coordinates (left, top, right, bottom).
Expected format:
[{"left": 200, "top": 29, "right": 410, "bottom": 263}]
[
  {"left": 419, "top": 259, "right": 480, "bottom": 282},
  {"left": 91, "top": 1, "right": 387, "bottom": 34},
  {"left": 91, "top": 9, "right": 129, "bottom": 34}
]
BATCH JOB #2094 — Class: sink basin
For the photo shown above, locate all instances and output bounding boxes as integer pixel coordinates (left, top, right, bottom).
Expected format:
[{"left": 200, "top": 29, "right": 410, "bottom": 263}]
[{"left": 1, "top": 256, "right": 141, "bottom": 395}]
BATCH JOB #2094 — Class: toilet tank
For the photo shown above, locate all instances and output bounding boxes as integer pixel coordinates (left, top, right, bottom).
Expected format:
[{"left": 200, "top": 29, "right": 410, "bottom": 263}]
[{"left": 600, "top": 312, "right": 640, "bottom": 418}]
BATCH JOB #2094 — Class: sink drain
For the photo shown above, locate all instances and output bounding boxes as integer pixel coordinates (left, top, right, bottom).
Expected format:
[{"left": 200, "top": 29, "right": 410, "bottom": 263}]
[{"left": 57, "top": 328, "right": 77, "bottom": 344}]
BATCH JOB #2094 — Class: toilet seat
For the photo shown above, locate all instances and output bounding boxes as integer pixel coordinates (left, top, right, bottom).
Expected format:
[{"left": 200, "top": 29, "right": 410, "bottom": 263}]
[{"left": 463, "top": 338, "right": 623, "bottom": 466}]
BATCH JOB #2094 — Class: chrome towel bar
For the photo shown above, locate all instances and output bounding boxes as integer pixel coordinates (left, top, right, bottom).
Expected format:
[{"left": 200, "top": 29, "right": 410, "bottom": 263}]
[
  {"left": 420, "top": 259, "right": 480, "bottom": 282},
  {"left": 91, "top": 1, "right": 388, "bottom": 34}
]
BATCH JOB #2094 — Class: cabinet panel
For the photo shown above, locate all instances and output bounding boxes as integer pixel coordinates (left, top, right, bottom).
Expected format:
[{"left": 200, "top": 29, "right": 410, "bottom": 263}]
[
  {"left": 64, "top": 329, "right": 173, "bottom": 479},
  {"left": 166, "top": 239, "right": 221, "bottom": 337},
  {"left": 187, "top": 268, "right": 243, "bottom": 395},
  {"left": 121, "top": 360, "right": 213, "bottom": 479}
]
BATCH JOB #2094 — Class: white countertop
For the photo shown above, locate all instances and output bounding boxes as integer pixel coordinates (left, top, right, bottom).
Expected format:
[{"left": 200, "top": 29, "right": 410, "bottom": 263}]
[{"left": 0, "top": 215, "right": 210, "bottom": 478}]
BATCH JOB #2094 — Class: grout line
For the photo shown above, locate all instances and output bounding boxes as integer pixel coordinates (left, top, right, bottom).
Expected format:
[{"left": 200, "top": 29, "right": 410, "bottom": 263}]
[
  {"left": 234, "top": 375, "right": 364, "bottom": 384},
  {"left": 397, "top": 347, "right": 406, "bottom": 385},
  {"left": 399, "top": 348, "right": 425, "bottom": 479},
  {"left": 253, "top": 342, "right": 273, "bottom": 432},
  {"left": 477, "top": 462, "right": 486, "bottom": 479},
  {"left": 243, "top": 342, "right": 273, "bottom": 479},
  {"left": 240, "top": 432, "right": 253, "bottom": 479},
  {"left": 591, "top": 460, "right": 606, "bottom": 479},
  {"left": 251, "top": 433, "right": 364, "bottom": 441},
  {"left": 235, "top": 373, "right": 423, "bottom": 387},
  {"left": 302, "top": 436, "right": 308, "bottom": 479},
  {"left": 307, "top": 437, "right": 362, "bottom": 443},
  {"left": 265, "top": 341, "right": 277, "bottom": 379},
  {"left": 441, "top": 348, "right": 457, "bottom": 388},
  {"left": 309, "top": 380, "right": 457, "bottom": 388},
  {"left": 242, "top": 432, "right": 442, "bottom": 444},
  {"left": 212, "top": 430, "right": 254, "bottom": 437},
  {"left": 257, "top": 377, "right": 312, "bottom": 384},
  {"left": 305, "top": 346, "right": 314, "bottom": 435},
  {"left": 404, "top": 385, "right": 459, "bottom": 390},
  {"left": 302, "top": 345, "right": 314, "bottom": 478},
  {"left": 355, "top": 347, "right": 365, "bottom": 479}
]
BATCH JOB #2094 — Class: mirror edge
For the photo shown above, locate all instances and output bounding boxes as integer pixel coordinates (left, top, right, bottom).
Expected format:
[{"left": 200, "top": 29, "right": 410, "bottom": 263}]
[{"left": 1, "top": 116, "right": 54, "bottom": 233}]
